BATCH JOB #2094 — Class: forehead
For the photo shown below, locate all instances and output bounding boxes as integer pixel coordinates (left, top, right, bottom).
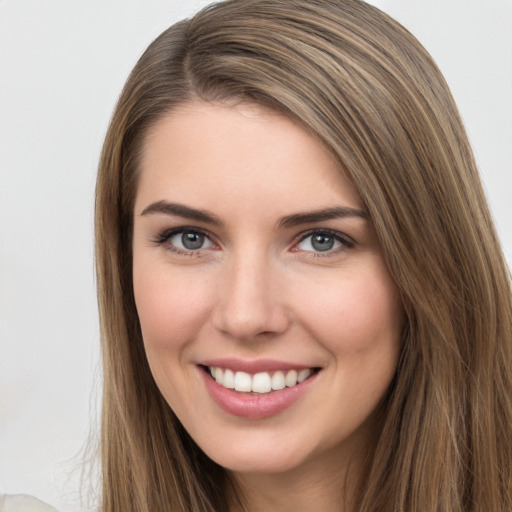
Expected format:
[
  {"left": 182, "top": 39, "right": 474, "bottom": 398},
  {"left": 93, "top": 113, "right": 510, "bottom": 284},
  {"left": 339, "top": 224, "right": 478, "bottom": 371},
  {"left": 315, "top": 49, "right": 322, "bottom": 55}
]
[{"left": 135, "top": 101, "right": 363, "bottom": 215}]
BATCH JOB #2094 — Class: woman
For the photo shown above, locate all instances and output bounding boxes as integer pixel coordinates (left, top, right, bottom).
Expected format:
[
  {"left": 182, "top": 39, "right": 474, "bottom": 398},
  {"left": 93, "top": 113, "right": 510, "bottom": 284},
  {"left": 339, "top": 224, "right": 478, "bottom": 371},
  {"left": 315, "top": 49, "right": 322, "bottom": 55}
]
[{"left": 94, "top": 0, "right": 512, "bottom": 511}]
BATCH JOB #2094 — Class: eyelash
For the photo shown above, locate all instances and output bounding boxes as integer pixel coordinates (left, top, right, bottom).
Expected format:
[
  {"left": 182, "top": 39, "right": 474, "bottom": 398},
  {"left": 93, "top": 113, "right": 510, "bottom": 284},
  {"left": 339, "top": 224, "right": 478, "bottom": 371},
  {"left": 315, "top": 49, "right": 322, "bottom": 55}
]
[
  {"left": 294, "top": 229, "right": 355, "bottom": 257},
  {"left": 152, "top": 227, "right": 216, "bottom": 257},
  {"left": 152, "top": 227, "right": 355, "bottom": 257}
]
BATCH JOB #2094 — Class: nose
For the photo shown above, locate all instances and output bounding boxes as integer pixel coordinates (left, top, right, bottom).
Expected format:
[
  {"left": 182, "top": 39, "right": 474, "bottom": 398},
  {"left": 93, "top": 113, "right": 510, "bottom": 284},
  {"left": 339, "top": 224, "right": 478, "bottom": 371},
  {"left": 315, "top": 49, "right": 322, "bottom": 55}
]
[{"left": 212, "top": 253, "right": 290, "bottom": 341}]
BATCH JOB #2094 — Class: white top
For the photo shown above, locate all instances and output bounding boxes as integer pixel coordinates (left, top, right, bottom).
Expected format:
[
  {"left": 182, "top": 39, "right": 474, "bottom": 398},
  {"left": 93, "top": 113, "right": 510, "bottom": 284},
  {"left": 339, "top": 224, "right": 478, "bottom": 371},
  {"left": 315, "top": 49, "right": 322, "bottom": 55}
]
[{"left": 0, "top": 494, "right": 58, "bottom": 512}]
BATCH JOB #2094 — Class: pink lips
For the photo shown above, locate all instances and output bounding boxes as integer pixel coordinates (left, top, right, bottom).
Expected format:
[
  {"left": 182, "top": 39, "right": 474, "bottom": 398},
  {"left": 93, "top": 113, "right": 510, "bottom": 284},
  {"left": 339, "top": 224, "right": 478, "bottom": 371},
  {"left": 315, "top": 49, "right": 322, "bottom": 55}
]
[{"left": 199, "top": 359, "right": 319, "bottom": 420}]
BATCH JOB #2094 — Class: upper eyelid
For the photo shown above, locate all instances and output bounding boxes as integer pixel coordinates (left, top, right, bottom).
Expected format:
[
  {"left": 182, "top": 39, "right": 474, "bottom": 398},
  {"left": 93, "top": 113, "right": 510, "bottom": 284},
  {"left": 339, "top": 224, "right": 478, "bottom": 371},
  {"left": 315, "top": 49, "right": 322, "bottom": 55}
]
[
  {"left": 158, "top": 226, "right": 213, "bottom": 238},
  {"left": 154, "top": 226, "right": 216, "bottom": 246},
  {"left": 295, "top": 228, "right": 354, "bottom": 245}
]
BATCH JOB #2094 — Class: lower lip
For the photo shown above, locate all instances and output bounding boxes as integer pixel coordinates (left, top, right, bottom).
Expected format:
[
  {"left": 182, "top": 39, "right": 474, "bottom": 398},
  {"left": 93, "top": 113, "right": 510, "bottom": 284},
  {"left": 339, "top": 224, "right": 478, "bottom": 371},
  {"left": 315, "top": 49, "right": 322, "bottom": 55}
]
[{"left": 199, "top": 367, "right": 319, "bottom": 419}]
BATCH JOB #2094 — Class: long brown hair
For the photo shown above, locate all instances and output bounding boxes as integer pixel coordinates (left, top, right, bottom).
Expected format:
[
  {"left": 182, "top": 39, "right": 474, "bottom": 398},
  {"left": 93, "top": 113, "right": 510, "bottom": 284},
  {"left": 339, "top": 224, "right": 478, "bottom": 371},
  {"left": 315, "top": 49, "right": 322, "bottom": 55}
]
[{"left": 95, "top": 1, "right": 512, "bottom": 510}]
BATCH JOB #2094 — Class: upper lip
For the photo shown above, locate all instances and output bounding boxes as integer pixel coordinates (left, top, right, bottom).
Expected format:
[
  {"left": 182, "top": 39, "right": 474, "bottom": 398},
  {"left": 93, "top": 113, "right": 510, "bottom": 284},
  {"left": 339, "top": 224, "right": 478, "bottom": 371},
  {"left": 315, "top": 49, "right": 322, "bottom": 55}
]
[{"left": 200, "top": 358, "right": 317, "bottom": 374}]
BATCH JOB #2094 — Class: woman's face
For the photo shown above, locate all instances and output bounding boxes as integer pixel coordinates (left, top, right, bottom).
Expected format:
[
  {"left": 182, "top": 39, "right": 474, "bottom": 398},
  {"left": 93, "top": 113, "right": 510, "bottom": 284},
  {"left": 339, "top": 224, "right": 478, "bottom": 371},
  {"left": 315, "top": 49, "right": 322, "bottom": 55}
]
[{"left": 133, "top": 101, "right": 403, "bottom": 477}]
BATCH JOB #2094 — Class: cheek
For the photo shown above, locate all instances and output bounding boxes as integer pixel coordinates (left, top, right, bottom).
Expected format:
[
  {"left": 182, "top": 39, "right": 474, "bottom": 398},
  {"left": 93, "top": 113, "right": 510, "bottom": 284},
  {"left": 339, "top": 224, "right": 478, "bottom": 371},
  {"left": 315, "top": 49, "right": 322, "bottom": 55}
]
[
  {"left": 294, "top": 265, "right": 403, "bottom": 356},
  {"left": 132, "top": 263, "right": 216, "bottom": 414},
  {"left": 133, "top": 263, "right": 214, "bottom": 354}
]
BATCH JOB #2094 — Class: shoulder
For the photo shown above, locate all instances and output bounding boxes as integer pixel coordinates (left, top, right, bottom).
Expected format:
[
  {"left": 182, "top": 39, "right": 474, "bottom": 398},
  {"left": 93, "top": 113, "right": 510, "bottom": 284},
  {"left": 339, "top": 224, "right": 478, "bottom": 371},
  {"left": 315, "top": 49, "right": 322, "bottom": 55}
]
[{"left": 0, "top": 494, "right": 59, "bottom": 512}]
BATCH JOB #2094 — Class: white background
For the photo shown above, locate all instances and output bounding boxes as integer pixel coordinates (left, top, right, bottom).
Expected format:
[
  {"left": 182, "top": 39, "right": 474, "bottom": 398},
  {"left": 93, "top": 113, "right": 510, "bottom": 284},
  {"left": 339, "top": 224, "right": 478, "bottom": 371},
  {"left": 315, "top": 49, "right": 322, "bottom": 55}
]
[{"left": 1, "top": 1, "right": 511, "bottom": 510}]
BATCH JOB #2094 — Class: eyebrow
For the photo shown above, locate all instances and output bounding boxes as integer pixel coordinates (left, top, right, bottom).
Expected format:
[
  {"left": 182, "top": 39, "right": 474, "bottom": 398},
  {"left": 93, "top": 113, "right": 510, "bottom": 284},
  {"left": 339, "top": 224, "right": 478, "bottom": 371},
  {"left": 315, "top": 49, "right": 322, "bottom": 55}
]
[
  {"left": 140, "top": 201, "right": 367, "bottom": 228},
  {"left": 277, "top": 206, "right": 367, "bottom": 228},
  {"left": 140, "top": 201, "right": 223, "bottom": 226}
]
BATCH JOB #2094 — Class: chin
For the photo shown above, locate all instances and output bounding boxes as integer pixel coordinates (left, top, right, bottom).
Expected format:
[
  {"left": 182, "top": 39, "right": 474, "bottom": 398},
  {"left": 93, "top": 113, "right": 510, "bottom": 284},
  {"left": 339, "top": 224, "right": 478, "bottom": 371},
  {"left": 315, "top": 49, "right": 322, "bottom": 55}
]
[{"left": 210, "top": 451, "right": 307, "bottom": 475}]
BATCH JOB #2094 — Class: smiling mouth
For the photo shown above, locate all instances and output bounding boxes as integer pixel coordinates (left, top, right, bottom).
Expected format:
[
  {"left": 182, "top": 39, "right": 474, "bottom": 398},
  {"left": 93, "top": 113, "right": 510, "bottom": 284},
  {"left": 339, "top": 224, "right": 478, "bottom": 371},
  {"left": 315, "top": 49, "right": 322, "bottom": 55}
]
[{"left": 203, "top": 366, "right": 320, "bottom": 394}]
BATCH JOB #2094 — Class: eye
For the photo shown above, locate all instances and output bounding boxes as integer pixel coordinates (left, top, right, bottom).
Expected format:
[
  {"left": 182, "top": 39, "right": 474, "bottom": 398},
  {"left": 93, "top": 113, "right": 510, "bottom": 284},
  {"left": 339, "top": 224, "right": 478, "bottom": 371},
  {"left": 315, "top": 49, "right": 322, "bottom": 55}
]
[
  {"left": 154, "top": 228, "right": 215, "bottom": 254},
  {"left": 170, "top": 230, "right": 213, "bottom": 251},
  {"left": 295, "top": 230, "right": 353, "bottom": 254}
]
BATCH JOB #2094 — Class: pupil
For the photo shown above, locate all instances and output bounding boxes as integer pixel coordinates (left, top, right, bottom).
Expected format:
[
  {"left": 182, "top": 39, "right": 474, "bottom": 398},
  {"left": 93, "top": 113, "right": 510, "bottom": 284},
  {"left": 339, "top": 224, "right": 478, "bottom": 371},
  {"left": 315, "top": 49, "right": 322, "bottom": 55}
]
[
  {"left": 312, "top": 234, "right": 334, "bottom": 251},
  {"left": 182, "top": 232, "right": 204, "bottom": 250}
]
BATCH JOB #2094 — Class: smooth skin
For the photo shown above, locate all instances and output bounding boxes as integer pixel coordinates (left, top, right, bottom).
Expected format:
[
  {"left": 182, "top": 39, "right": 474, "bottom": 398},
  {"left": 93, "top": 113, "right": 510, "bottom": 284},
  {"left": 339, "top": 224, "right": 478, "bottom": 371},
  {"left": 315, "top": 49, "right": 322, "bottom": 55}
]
[{"left": 132, "top": 102, "right": 404, "bottom": 511}]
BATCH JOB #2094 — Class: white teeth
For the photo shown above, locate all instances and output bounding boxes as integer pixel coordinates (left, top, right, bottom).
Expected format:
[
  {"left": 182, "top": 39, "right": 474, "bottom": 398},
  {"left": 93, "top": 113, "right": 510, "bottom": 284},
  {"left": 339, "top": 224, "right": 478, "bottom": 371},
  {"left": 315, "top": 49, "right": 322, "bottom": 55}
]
[
  {"left": 223, "top": 368, "right": 235, "bottom": 389},
  {"left": 213, "top": 367, "right": 223, "bottom": 383},
  {"left": 234, "top": 371, "right": 252, "bottom": 392},
  {"left": 252, "top": 372, "right": 272, "bottom": 393},
  {"left": 207, "top": 366, "right": 315, "bottom": 394},
  {"left": 285, "top": 369, "right": 298, "bottom": 387},
  {"left": 298, "top": 368, "right": 312, "bottom": 383},
  {"left": 271, "top": 371, "right": 286, "bottom": 390}
]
